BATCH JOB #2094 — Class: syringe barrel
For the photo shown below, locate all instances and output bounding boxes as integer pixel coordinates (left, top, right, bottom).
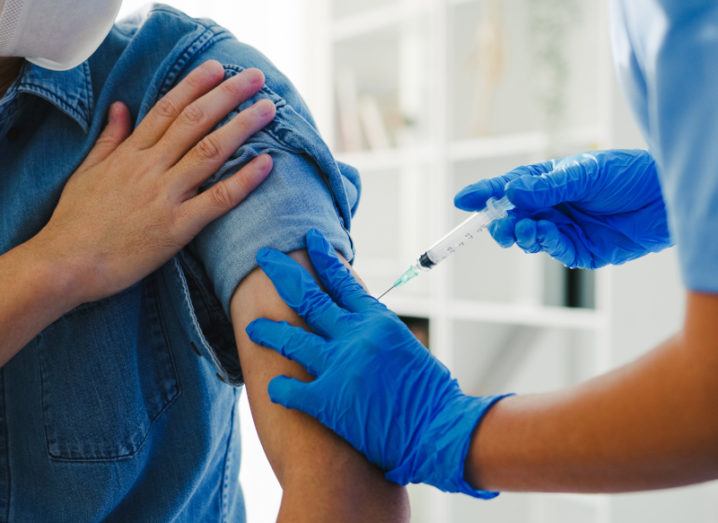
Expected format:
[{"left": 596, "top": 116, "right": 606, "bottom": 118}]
[{"left": 421, "top": 196, "right": 514, "bottom": 267}]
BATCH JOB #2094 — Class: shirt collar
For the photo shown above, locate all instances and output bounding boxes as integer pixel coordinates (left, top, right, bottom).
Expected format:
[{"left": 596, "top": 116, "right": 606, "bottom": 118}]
[{"left": 13, "top": 60, "right": 94, "bottom": 133}]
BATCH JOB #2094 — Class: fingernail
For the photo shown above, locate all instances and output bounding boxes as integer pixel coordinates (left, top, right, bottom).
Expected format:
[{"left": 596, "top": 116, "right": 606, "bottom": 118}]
[
  {"left": 202, "top": 59, "right": 223, "bottom": 76},
  {"left": 255, "top": 154, "right": 272, "bottom": 170},
  {"left": 248, "top": 68, "right": 265, "bottom": 86},
  {"left": 256, "top": 99, "right": 276, "bottom": 118},
  {"left": 108, "top": 102, "right": 121, "bottom": 120}
]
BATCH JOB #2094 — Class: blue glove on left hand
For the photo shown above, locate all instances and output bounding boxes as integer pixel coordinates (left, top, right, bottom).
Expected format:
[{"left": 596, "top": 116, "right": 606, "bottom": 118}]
[{"left": 247, "top": 229, "right": 512, "bottom": 498}]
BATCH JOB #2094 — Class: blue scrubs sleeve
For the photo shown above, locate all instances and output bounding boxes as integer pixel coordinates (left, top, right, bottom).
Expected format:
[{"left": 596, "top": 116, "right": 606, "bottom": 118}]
[{"left": 649, "top": 4, "right": 718, "bottom": 292}]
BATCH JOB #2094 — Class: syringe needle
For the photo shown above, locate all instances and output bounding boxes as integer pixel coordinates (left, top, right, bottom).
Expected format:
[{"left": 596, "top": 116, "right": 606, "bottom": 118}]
[
  {"left": 377, "top": 283, "right": 400, "bottom": 301},
  {"left": 377, "top": 265, "right": 421, "bottom": 301}
]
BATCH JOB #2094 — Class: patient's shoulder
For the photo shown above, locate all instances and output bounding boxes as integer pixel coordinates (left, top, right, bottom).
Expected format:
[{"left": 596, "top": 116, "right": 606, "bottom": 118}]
[{"left": 97, "top": 3, "right": 313, "bottom": 126}]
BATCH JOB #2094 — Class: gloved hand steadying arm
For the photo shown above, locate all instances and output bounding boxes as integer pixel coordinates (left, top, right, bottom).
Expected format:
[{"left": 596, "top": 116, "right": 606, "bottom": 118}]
[
  {"left": 454, "top": 149, "right": 673, "bottom": 269},
  {"left": 246, "top": 229, "right": 512, "bottom": 498}
]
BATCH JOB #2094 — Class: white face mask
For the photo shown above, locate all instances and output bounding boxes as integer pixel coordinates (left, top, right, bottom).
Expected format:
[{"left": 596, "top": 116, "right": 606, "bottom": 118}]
[{"left": 0, "top": 0, "right": 123, "bottom": 71}]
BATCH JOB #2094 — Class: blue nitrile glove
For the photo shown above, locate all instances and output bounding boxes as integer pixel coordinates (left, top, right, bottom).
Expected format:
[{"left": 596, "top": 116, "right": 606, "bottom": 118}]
[
  {"left": 454, "top": 149, "right": 673, "bottom": 269},
  {"left": 246, "top": 229, "right": 513, "bottom": 498}
]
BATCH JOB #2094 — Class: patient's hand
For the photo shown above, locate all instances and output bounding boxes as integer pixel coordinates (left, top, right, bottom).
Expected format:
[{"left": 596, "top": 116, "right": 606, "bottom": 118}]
[
  {"left": 31, "top": 61, "right": 275, "bottom": 307},
  {"left": 231, "top": 251, "right": 410, "bottom": 523}
]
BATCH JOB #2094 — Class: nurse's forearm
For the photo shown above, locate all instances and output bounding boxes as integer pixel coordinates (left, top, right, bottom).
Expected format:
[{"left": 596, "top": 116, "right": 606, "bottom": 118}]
[
  {"left": 0, "top": 239, "right": 80, "bottom": 366},
  {"left": 467, "top": 292, "right": 718, "bottom": 493}
]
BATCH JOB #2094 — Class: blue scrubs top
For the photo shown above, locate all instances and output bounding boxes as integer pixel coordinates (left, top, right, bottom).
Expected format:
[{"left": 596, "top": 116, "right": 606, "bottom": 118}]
[{"left": 611, "top": 0, "right": 718, "bottom": 291}]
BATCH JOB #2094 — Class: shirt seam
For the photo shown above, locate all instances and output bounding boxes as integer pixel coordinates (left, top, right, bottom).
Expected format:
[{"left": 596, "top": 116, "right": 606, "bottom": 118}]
[
  {"left": 41, "top": 276, "right": 182, "bottom": 463},
  {"left": 16, "top": 61, "right": 93, "bottom": 132},
  {"left": 148, "top": 5, "right": 223, "bottom": 33},
  {"left": 154, "top": 29, "right": 232, "bottom": 101},
  {"left": 220, "top": 393, "right": 238, "bottom": 523},
  {"left": 168, "top": 257, "right": 242, "bottom": 386}
]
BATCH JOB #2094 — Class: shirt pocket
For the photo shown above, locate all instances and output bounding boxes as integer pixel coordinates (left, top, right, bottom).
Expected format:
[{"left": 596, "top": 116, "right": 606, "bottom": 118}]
[{"left": 36, "top": 273, "right": 180, "bottom": 461}]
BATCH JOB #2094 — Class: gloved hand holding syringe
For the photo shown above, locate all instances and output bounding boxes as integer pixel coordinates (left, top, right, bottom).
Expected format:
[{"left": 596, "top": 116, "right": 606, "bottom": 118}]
[{"left": 378, "top": 195, "right": 515, "bottom": 299}]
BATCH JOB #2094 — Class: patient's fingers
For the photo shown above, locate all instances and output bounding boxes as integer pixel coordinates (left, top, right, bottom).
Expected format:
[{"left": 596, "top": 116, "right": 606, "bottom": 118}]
[
  {"left": 80, "top": 102, "right": 132, "bottom": 170},
  {"left": 168, "top": 97, "right": 276, "bottom": 194},
  {"left": 176, "top": 154, "right": 272, "bottom": 240},
  {"left": 131, "top": 60, "right": 225, "bottom": 148},
  {"left": 153, "top": 68, "right": 269, "bottom": 167}
]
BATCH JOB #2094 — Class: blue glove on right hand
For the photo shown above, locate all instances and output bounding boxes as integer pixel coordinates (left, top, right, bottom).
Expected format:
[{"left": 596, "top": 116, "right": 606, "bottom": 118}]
[{"left": 454, "top": 149, "right": 673, "bottom": 269}]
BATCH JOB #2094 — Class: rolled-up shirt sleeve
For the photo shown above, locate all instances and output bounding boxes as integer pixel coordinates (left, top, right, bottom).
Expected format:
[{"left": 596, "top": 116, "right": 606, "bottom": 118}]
[
  {"left": 162, "top": 42, "right": 361, "bottom": 384},
  {"left": 189, "top": 94, "right": 360, "bottom": 317}
]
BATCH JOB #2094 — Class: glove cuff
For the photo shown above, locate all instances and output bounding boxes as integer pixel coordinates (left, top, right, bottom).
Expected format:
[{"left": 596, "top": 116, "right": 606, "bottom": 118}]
[{"left": 387, "top": 392, "right": 515, "bottom": 498}]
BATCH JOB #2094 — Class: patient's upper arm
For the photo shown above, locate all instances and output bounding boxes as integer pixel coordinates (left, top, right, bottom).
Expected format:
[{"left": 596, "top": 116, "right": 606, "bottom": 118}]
[
  {"left": 170, "top": 53, "right": 407, "bottom": 519},
  {"left": 230, "top": 251, "right": 408, "bottom": 522}
]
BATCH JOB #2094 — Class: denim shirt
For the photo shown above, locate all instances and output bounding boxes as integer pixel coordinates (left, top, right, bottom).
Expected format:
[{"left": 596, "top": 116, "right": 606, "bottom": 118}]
[{"left": 0, "top": 4, "right": 359, "bottom": 522}]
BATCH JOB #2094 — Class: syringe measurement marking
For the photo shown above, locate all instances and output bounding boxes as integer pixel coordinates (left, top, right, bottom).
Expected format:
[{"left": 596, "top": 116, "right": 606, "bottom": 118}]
[{"left": 378, "top": 196, "right": 515, "bottom": 300}]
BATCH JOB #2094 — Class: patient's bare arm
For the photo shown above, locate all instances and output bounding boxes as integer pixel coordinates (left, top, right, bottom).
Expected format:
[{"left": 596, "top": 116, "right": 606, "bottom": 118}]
[{"left": 230, "top": 250, "right": 410, "bottom": 522}]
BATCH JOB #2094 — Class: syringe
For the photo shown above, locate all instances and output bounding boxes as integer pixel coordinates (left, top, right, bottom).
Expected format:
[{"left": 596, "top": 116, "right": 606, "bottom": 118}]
[{"left": 378, "top": 196, "right": 515, "bottom": 300}]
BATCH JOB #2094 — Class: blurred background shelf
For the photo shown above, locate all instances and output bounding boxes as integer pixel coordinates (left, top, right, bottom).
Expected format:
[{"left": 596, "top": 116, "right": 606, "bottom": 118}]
[
  {"left": 336, "top": 145, "right": 436, "bottom": 171},
  {"left": 448, "top": 127, "right": 604, "bottom": 162},
  {"left": 447, "top": 301, "right": 605, "bottom": 330},
  {"left": 381, "top": 296, "right": 605, "bottom": 330},
  {"left": 331, "top": 4, "right": 407, "bottom": 42},
  {"left": 311, "top": 0, "right": 618, "bottom": 521},
  {"left": 330, "top": 0, "right": 400, "bottom": 23},
  {"left": 113, "top": 0, "right": 716, "bottom": 522}
]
